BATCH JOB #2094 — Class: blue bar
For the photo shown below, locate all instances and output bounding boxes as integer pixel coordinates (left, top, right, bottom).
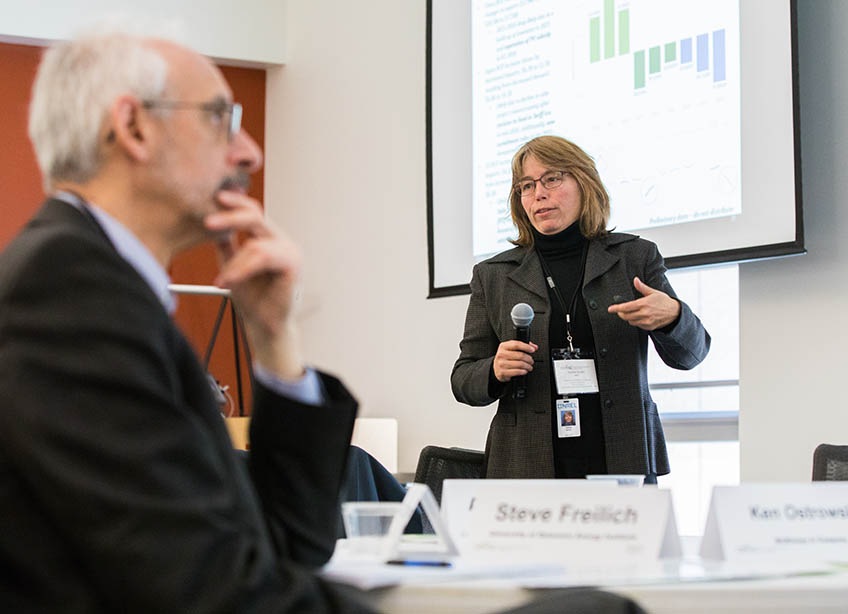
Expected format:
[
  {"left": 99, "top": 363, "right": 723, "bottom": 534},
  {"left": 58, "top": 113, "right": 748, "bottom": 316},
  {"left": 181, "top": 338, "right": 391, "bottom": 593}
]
[
  {"left": 696, "top": 33, "right": 709, "bottom": 72},
  {"left": 680, "top": 37, "right": 693, "bottom": 64},
  {"left": 713, "top": 29, "right": 726, "bottom": 82}
]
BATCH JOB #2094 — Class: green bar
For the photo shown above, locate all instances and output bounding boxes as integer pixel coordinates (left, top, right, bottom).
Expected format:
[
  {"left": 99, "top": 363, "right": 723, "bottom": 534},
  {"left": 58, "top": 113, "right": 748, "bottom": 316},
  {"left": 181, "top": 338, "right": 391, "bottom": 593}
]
[
  {"left": 665, "top": 41, "right": 676, "bottom": 62},
  {"left": 634, "top": 50, "right": 646, "bottom": 89},
  {"left": 604, "top": 0, "right": 615, "bottom": 59},
  {"left": 618, "top": 9, "right": 630, "bottom": 55},
  {"left": 590, "top": 17, "right": 601, "bottom": 63},
  {"left": 649, "top": 46, "right": 661, "bottom": 74}
]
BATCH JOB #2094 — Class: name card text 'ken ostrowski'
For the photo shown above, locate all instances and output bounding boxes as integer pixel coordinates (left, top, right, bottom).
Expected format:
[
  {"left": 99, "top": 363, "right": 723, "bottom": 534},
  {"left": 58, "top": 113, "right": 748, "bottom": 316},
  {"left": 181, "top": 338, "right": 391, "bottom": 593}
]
[
  {"left": 749, "top": 504, "right": 848, "bottom": 521},
  {"left": 469, "top": 485, "right": 678, "bottom": 561},
  {"left": 700, "top": 484, "right": 848, "bottom": 562}
]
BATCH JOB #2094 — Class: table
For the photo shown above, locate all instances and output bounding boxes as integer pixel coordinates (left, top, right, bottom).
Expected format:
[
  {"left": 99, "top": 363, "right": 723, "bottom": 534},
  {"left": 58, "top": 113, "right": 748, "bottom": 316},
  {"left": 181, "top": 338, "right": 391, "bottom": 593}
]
[
  {"left": 367, "top": 572, "right": 848, "bottom": 614},
  {"left": 324, "top": 538, "right": 848, "bottom": 613}
]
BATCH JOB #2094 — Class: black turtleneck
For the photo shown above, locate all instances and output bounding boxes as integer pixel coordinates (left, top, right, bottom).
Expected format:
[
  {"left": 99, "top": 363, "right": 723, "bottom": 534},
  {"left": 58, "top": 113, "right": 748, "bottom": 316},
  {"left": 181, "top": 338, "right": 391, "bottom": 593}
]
[{"left": 533, "top": 223, "right": 608, "bottom": 479}]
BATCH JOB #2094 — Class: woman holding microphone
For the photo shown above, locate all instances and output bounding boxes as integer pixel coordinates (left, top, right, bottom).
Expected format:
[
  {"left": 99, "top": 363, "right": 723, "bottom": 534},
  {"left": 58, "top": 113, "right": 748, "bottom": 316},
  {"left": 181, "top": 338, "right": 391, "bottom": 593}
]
[{"left": 451, "top": 136, "right": 710, "bottom": 482}]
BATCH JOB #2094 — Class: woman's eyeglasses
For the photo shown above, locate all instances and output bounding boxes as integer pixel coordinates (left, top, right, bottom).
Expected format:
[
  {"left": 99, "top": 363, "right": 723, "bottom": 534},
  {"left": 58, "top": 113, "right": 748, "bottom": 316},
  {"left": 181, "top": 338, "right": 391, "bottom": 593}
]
[{"left": 514, "top": 170, "right": 569, "bottom": 197}]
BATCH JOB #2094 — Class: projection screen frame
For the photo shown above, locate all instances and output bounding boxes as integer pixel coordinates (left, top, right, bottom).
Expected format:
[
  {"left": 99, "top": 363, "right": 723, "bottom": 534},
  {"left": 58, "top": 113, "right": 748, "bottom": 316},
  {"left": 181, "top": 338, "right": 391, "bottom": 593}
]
[{"left": 426, "top": 0, "right": 804, "bottom": 299}]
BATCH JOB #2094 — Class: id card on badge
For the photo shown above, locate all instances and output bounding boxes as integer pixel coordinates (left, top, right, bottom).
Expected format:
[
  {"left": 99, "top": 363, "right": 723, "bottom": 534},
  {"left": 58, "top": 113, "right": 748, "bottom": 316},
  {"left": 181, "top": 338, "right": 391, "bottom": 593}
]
[
  {"left": 557, "top": 398, "right": 581, "bottom": 438},
  {"left": 552, "top": 348, "right": 599, "bottom": 395}
]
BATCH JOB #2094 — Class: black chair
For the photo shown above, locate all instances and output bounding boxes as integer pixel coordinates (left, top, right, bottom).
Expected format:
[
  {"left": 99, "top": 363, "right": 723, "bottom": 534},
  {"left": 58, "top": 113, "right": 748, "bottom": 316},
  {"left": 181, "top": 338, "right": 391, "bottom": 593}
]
[
  {"left": 812, "top": 444, "right": 848, "bottom": 481},
  {"left": 413, "top": 445, "right": 486, "bottom": 504},
  {"left": 500, "top": 588, "right": 647, "bottom": 614}
]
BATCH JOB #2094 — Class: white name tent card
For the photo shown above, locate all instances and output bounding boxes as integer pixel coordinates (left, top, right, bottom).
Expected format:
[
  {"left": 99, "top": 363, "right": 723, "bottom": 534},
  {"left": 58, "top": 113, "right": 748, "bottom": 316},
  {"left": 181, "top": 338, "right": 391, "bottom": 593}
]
[
  {"left": 442, "top": 479, "right": 680, "bottom": 563},
  {"left": 383, "top": 483, "right": 458, "bottom": 562},
  {"left": 700, "top": 483, "right": 848, "bottom": 563}
]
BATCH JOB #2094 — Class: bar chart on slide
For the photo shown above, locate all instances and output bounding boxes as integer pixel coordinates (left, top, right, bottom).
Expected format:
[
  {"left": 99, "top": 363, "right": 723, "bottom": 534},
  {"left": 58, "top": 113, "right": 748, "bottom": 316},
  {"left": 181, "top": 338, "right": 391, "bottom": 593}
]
[
  {"left": 562, "top": 0, "right": 741, "bottom": 232},
  {"left": 588, "top": 1, "right": 729, "bottom": 90}
]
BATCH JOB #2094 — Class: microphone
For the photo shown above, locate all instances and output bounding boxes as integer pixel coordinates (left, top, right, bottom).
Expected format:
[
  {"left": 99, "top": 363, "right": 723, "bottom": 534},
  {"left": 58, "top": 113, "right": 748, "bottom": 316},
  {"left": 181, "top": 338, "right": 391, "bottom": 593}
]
[{"left": 510, "top": 303, "right": 535, "bottom": 399}]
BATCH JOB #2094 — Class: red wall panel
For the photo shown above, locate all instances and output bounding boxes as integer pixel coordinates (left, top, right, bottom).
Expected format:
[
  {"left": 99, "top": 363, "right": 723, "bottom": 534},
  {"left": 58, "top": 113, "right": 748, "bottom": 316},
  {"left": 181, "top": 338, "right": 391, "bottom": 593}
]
[{"left": 0, "top": 43, "right": 44, "bottom": 247}]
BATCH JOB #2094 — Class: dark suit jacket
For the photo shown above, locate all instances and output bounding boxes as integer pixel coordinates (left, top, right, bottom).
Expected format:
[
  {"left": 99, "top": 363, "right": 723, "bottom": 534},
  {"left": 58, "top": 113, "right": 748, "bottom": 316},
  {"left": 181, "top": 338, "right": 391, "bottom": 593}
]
[
  {"left": 451, "top": 234, "right": 710, "bottom": 478},
  {"left": 0, "top": 199, "right": 372, "bottom": 613}
]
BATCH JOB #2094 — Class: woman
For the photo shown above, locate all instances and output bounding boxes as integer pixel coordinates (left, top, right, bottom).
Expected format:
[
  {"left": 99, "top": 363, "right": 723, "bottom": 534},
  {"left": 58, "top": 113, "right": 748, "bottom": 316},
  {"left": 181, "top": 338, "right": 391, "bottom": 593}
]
[{"left": 451, "top": 136, "right": 710, "bottom": 481}]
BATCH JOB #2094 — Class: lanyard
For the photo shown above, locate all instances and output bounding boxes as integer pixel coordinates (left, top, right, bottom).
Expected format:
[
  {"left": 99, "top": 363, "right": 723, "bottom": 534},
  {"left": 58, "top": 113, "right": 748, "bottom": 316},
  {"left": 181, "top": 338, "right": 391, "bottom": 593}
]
[{"left": 536, "top": 241, "right": 589, "bottom": 353}]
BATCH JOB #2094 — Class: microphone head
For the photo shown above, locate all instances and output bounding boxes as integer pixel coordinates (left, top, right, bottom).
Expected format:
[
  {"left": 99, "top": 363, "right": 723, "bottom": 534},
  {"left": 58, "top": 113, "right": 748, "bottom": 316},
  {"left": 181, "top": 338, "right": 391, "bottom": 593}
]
[{"left": 510, "top": 303, "right": 535, "bottom": 328}]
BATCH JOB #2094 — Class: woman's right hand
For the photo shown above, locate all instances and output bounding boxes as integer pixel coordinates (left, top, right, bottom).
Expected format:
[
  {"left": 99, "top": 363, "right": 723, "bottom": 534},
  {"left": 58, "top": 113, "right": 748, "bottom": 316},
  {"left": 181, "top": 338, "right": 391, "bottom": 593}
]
[{"left": 493, "top": 340, "right": 538, "bottom": 382}]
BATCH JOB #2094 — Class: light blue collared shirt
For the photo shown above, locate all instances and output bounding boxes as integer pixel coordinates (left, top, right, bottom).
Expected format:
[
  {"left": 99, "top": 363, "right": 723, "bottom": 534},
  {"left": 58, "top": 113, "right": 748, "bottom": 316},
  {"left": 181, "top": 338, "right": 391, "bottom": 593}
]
[{"left": 54, "top": 192, "right": 324, "bottom": 406}]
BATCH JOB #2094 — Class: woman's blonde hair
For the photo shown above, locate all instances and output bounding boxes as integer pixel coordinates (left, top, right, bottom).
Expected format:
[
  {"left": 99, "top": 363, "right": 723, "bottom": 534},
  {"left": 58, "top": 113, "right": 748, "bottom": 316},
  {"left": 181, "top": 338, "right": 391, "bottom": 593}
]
[{"left": 509, "top": 135, "right": 610, "bottom": 247}]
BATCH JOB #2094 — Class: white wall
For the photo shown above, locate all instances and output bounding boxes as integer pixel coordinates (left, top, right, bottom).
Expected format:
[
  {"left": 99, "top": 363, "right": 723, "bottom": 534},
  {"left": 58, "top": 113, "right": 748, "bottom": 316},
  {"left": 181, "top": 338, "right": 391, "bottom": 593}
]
[
  {"left": 0, "top": 0, "right": 286, "bottom": 65},
  {"left": 739, "top": 0, "right": 848, "bottom": 481},
  {"left": 265, "top": 0, "right": 493, "bottom": 473},
  {"left": 268, "top": 0, "right": 848, "bottom": 476}
]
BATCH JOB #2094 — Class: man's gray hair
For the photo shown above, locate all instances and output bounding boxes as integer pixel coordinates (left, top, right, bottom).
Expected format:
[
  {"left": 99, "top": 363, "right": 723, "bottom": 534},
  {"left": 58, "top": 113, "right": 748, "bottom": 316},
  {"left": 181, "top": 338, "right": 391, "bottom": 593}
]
[{"left": 28, "top": 31, "right": 170, "bottom": 191}]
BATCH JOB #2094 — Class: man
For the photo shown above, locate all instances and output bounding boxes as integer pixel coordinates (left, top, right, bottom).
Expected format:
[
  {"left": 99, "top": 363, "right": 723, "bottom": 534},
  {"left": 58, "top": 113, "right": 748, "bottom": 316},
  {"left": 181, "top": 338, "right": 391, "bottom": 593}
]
[{"left": 0, "top": 29, "right": 370, "bottom": 613}]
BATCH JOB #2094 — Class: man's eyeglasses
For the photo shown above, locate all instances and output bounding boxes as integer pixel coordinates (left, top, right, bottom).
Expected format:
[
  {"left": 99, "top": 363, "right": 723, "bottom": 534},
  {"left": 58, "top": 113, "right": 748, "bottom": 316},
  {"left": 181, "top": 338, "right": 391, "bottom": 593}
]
[
  {"left": 142, "top": 99, "right": 243, "bottom": 141},
  {"left": 514, "top": 170, "right": 569, "bottom": 197}
]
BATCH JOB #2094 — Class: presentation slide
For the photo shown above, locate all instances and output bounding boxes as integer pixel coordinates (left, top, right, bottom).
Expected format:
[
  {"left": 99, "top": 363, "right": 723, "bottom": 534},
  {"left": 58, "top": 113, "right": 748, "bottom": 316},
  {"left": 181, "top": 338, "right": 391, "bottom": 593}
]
[{"left": 472, "top": 0, "right": 740, "bottom": 259}]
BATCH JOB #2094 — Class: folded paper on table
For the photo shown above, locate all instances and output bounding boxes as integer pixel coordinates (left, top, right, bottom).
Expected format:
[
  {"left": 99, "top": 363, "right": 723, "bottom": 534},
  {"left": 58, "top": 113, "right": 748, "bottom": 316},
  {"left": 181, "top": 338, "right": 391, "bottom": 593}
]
[
  {"left": 700, "top": 483, "right": 848, "bottom": 563},
  {"left": 443, "top": 479, "right": 680, "bottom": 563}
]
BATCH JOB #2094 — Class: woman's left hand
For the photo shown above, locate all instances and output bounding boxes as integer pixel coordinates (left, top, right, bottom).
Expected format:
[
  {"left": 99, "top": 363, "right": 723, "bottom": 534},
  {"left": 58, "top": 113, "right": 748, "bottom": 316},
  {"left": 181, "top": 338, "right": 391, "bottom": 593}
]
[{"left": 607, "top": 277, "right": 680, "bottom": 331}]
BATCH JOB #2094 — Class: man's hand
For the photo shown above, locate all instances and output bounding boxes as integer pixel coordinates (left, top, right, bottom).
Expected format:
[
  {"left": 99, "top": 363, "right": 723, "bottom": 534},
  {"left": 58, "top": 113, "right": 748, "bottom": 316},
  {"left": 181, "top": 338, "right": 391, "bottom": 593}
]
[
  {"left": 205, "top": 190, "right": 304, "bottom": 380},
  {"left": 607, "top": 277, "right": 680, "bottom": 331}
]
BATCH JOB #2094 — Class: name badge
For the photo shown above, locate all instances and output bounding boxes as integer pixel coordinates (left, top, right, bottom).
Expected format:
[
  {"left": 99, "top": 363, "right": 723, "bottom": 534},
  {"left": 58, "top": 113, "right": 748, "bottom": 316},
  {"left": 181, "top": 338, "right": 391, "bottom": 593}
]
[
  {"left": 556, "top": 398, "right": 581, "bottom": 438},
  {"left": 552, "top": 348, "right": 599, "bottom": 395},
  {"left": 700, "top": 483, "right": 848, "bottom": 563}
]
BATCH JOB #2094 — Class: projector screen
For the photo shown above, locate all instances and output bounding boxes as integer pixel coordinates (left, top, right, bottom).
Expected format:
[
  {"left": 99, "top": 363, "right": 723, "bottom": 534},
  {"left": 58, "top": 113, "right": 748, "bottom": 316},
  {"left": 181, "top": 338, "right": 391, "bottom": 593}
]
[{"left": 427, "top": 0, "right": 803, "bottom": 297}]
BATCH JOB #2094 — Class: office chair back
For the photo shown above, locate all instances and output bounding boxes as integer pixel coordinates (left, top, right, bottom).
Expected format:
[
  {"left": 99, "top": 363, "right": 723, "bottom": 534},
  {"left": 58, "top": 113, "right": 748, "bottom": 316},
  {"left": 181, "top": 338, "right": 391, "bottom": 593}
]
[
  {"left": 413, "top": 445, "right": 486, "bottom": 504},
  {"left": 812, "top": 443, "right": 848, "bottom": 481}
]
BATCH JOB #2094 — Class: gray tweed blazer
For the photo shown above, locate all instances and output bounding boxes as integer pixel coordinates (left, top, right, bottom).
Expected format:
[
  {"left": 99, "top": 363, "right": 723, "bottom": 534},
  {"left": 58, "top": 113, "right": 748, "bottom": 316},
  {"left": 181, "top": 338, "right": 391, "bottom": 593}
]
[{"left": 451, "top": 233, "right": 710, "bottom": 478}]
